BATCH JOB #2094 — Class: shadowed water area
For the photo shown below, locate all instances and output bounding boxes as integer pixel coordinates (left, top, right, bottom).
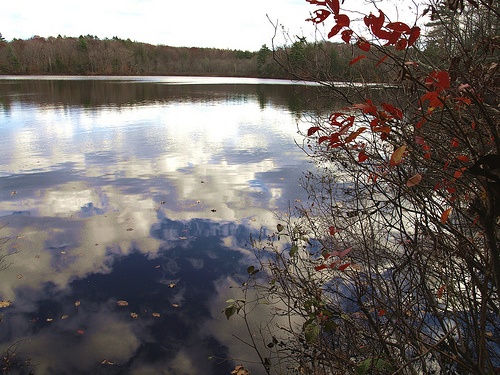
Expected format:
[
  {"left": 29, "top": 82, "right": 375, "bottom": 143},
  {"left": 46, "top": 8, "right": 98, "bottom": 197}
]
[{"left": 0, "top": 76, "right": 331, "bottom": 374}]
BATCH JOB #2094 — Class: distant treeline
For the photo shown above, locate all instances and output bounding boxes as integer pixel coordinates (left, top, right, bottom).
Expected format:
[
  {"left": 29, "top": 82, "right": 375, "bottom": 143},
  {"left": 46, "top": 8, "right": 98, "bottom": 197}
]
[{"left": 0, "top": 34, "right": 387, "bottom": 82}]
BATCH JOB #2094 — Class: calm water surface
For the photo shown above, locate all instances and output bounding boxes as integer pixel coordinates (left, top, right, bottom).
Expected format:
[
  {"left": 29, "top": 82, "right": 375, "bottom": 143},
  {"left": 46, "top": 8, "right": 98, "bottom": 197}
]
[{"left": 0, "top": 76, "right": 322, "bottom": 374}]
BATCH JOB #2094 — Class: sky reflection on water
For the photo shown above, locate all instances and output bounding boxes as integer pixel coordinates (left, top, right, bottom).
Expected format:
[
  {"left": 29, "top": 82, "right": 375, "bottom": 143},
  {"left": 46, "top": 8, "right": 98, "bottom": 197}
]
[{"left": 0, "top": 77, "right": 316, "bottom": 374}]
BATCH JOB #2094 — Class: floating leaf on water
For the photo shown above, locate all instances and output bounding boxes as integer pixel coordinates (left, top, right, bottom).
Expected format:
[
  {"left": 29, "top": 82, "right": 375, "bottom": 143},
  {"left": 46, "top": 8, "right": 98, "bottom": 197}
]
[
  {"left": 76, "top": 329, "right": 85, "bottom": 335},
  {"left": 130, "top": 312, "right": 138, "bottom": 319},
  {"left": 172, "top": 303, "right": 179, "bottom": 308},
  {"left": 117, "top": 300, "right": 129, "bottom": 307},
  {"left": 101, "top": 359, "right": 115, "bottom": 365},
  {"left": 16, "top": 274, "right": 23, "bottom": 279},
  {"left": 152, "top": 313, "right": 161, "bottom": 318},
  {"left": 61, "top": 315, "right": 69, "bottom": 320},
  {"left": 11, "top": 191, "right": 17, "bottom": 195},
  {"left": 168, "top": 283, "right": 176, "bottom": 288},
  {"left": 179, "top": 236, "right": 187, "bottom": 240},
  {"left": 75, "top": 300, "right": 81, "bottom": 307},
  {"left": 0, "top": 301, "right": 12, "bottom": 308},
  {"left": 155, "top": 265, "right": 160, "bottom": 269},
  {"left": 126, "top": 228, "right": 133, "bottom": 231},
  {"left": 211, "top": 209, "right": 216, "bottom": 212},
  {"left": 231, "top": 365, "right": 250, "bottom": 375},
  {"left": 46, "top": 318, "right": 53, "bottom": 322}
]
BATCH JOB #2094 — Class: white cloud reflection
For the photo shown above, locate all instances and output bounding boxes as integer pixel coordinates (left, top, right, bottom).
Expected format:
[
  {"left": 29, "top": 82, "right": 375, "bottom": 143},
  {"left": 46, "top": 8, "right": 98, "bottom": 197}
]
[{"left": 0, "top": 80, "right": 311, "bottom": 374}]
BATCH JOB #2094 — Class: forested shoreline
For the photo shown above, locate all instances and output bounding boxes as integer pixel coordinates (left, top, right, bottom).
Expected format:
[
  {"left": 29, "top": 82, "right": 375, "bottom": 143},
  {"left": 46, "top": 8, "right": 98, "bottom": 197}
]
[{"left": 0, "top": 34, "right": 385, "bottom": 82}]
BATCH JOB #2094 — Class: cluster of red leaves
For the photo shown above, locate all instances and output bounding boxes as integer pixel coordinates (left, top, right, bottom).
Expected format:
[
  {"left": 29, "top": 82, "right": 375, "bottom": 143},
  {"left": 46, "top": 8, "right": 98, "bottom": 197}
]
[
  {"left": 308, "top": 99, "right": 405, "bottom": 164},
  {"left": 306, "top": 0, "right": 420, "bottom": 64}
]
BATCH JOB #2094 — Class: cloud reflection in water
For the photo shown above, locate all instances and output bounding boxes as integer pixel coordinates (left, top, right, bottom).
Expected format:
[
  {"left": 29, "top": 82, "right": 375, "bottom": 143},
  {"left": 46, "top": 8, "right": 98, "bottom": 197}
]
[{"left": 0, "top": 78, "right": 314, "bottom": 374}]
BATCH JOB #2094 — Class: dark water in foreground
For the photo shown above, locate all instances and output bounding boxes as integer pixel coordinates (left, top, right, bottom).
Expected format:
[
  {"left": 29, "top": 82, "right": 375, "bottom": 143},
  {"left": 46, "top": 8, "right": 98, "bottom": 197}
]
[{"left": 0, "top": 76, "right": 320, "bottom": 374}]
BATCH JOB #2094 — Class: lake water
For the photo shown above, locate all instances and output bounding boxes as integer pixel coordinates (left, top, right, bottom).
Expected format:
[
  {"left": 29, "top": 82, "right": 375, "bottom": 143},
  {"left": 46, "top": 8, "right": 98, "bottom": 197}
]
[{"left": 0, "top": 76, "right": 322, "bottom": 374}]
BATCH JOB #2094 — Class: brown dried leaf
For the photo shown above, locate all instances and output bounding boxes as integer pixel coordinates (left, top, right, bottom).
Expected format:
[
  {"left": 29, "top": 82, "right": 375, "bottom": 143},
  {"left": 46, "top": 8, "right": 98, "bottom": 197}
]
[
  {"left": 231, "top": 365, "right": 250, "bottom": 375},
  {"left": 117, "top": 300, "right": 129, "bottom": 307},
  {"left": 406, "top": 173, "right": 422, "bottom": 187}
]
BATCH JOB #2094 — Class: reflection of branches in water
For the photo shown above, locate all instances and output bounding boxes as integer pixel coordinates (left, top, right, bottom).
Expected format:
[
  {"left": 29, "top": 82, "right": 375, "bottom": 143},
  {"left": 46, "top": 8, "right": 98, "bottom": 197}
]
[
  {"left": 1, "top": 340, "right": 36, "bottom": 375},
  {"left": 1, "top": 228, "right": 35, "bottom": 375},
  {"left": 0, "top": 224, "right": 11, "bottom": 272},
  {"left": 229, "top": 151, "right": 499, "bottom": 374}
]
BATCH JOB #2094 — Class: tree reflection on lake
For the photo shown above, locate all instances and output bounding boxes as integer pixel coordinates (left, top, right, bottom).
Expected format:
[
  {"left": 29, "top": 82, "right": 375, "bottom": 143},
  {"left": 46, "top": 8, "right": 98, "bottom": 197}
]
[{"left": 0, "top": 76, "right": 323, "bottom": 374}]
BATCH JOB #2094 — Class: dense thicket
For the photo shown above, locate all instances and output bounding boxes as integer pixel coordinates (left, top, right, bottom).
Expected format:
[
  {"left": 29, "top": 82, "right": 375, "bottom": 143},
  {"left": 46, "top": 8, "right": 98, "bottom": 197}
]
[{"left": 0, "top": 34, "right": 386, "bottom": 81}]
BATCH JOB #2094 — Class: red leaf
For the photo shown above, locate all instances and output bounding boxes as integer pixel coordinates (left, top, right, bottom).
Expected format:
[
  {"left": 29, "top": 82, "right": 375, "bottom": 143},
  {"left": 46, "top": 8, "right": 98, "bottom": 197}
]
[
  {"left": 328, "top": 24, "right": 343, "bottom": 38},
  {"left": 306, "top": 9, "right": 331, "bottom": 23},
  {"left": 390, "top": 145, "right": 407, "bottom": 166},
  {"left": 335, "top": 14, "right": 350, "bottom": 27},
  {"left": 318, "top": 136, "right": 330, "bottom": 144},
  {"left": 352, "top": 100, "right": 377, "bottom": 115},
  {"left": 338, "top": 263, "right": 351, "bottom": 271},
  {"left": 328, "top": 133, "right": 342, "bottom": 147},
  {"left": 329, "top": 112, "right": 344, "bottom": 124},
  {"left": 339, "top": 247, "right": 352, "bottom": 258},
  {"left": 76, "top": 329, "right": 85, "bottom": 335},
  {"left": 328, "top": 226, "right": 337, "bottom": 235},
  {"left": 372, "top": 125, "right": 391, "bottom": 134},
  {"left": 456, "top": 155, "right": 469, "bottom": 163},
  {"left": 308, "top": 126, "right": 321, "bottom": 136},
  {"left": 349, "top": 55, "right": 366, "bottom": 65},
  {"left": 372, "top": 28, "right": 395, "bottom": 42},
  {"left": 420, "top": 91, "right": 443, "bottom": 108},
  {"left": 381, "top": 103, "right": 403, "bottom": 120},
  {"left": 426, "top": 70, "right": 450, "bottom": 90},
  {"left": 341, "top": 29, "right": 353, "bottom": 43},
  {"left": 450, "top": 138, "right": 459, "bottom": 147},
  {"left": 415, "top": 136, "right": 425, "bottom": 145},
  {"left": 454, "top": 167, "right": 466, "bottom": 179},
  {"left": 408, "top": 27, "right": 420, "bottom": 46},
  {"left": 326, "top": 0, "right": 340, "bottom": 15},
  {"left": 437, "top": 285, "right": 446, "bottom": 299},
  {"left": 357, "top": 39, "right": 371, "bottom": 51},
  {"left": 395, "top": 39, "right": 408, "bottom": 51},
  {"left": 364, "top": 10, "right": 385, "bottom": 31},
  {"left": 375, "top": 54, "right": 389, "bottom": 67},
  {"left": 345, "top": 127, "right": 367, "bottom": 143},
  {"left": 378, "top": 309, "right": 386, "bottom": 316},
  {"left": 386, "top": 22, "right": 411, "bottom": 33},
  {"left": 415, "top": 118, "right": 426, "bottom": 129},
  {"left": 358, "top": 150, "right": 369, "bottom": 162},
  {"left": 314, "top": 264, "right": 328, "bottom": 271},
  {"left": 454, "top": 96, "right": 472, "bottom": 106}
]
